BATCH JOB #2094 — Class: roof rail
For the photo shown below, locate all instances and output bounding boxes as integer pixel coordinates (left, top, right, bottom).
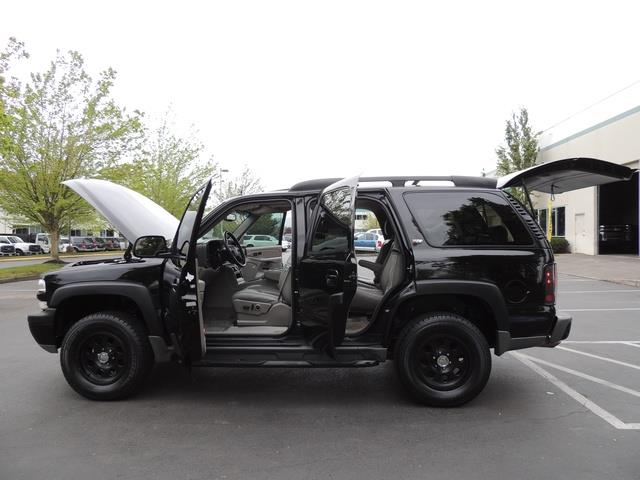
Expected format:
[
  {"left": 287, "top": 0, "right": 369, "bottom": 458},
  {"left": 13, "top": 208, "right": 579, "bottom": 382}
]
[{"left": 289, "top": 176, "right": 498, "bottom": 191}]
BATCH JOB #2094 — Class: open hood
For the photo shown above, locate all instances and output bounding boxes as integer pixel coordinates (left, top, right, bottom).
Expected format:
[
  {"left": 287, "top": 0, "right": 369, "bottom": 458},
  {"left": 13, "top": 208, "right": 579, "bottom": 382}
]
[
  {"left": 63, "top": 179, "right": 179, "bottom": 242},
  {"left": 497, "top": 157, "right": 635, "bottom": 194}
]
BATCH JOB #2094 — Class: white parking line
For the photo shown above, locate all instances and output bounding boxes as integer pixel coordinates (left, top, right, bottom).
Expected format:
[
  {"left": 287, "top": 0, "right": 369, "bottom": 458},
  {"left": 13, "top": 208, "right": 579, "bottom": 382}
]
[
  {"left": 564, "top": 340, "right": 640, "bottom": 344},
  {"left": 557, "top": 346, "right": 640, "bottom": 372},
  {"left": 561, "top": 290, "right": 640, "bottom": 294},
  {"left": 561, "top": 308, "right": 640, "bottom": 312},
  {"left": 512, "top": 352, "right": 640, "bottom": 430},
  {"left": 517, "top": 353, "right": 640, "bottom": 399},
  {"left": 623, "top": 342, "right": 640, "bottom": 350}
]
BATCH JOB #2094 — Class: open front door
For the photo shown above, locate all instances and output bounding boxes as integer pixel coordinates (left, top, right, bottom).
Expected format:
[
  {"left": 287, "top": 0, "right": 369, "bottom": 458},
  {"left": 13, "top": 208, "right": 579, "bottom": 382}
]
[
  {"left": 165, "top": 179, "right": 213, "bottom": 364},
  {"left": 497, "top": 157, "right": 635, "bottom": 194},
  {"left": 298, "top": 176, "right": 358, "bottom": 350}
]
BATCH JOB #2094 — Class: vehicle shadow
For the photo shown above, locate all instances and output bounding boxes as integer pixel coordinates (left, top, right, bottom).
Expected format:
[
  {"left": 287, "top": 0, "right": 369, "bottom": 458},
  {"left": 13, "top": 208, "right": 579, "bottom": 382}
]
[{"left": 133, "top": 360, "right": 521, "bottom": 413}]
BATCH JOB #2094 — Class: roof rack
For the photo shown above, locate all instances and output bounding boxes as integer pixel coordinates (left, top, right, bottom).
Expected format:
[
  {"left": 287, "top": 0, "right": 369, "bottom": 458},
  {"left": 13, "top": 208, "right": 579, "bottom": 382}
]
[{"left": 289, "top": 176, "right": 498, "bottom": 192}]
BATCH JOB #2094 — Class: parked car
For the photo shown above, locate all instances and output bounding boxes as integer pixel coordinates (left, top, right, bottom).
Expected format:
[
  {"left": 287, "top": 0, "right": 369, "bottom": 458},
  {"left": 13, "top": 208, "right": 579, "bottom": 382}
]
[
  {"left": 35, "top": 233, "right": 51, "bottom": 254},
  {"left": 599, "top": 224, "right": 637, "bottom": 253},
  {"left": 354, "top": 232, "right": 384, "bottom": 252},
  {"left": 367, "top": 228, "right": 383, "bottom": 237},
  {"left": 59, "top": 237, "right": 71, "bottom": 253},
  {"left": 241, "top": 234, "right": 279, "bottom": 248},
  {"left": 92, "top": 237, "right": 107, "bottom": 251},
  {"left": 28, "top": 158, "right": 634, "bottom": 405},
  {"left": 0, "top": 234, "right": 41, "bottom": 255},
  {"left": 0, "top": 236, "right": 15, "bottom": 256},
  {"left": 68, "top": 237, "right": 98, "bottom": 252},
  {"left": 102, "top": 237, "right": 122, "bottom": 250},
  {"left": 282, "top": 233, "right": 292, "bottom": 251}
]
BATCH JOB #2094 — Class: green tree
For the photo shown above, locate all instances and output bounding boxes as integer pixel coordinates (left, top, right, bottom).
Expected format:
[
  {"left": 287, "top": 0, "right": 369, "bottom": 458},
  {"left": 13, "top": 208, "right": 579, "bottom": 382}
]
[
  {"left": 495, "top": 107, "right": 539, "bottom": 203},
  {"left": 102, "top": 111, "right": 217, "bottom": 217},
  {"left": 0, "top": 38, "right": 142, "bottom": 260}
]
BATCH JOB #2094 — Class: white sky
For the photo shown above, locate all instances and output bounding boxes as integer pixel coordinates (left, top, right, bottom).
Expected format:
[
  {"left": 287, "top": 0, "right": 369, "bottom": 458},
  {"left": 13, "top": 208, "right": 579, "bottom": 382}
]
[{"left": 3, "top": 0, "right": 640, "bottom": 190}]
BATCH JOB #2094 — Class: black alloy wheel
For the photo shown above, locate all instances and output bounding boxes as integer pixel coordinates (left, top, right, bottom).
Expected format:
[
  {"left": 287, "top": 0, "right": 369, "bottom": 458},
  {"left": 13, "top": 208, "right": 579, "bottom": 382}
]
[
  {"left": 60, "top": 311, "right": 153, "bottom": 400},
  {"left": 395, "top": 312, "right": 491, "bottom": 407}
]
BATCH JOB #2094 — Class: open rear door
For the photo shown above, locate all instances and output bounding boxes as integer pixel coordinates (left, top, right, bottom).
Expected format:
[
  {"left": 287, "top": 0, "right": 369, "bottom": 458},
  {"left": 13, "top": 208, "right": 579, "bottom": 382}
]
[
  {"left": 497, "top": 157, "right": 635, "bottom": 194},
  {"left": 298, "top": 176, "right": 359, "bottom": 350}
]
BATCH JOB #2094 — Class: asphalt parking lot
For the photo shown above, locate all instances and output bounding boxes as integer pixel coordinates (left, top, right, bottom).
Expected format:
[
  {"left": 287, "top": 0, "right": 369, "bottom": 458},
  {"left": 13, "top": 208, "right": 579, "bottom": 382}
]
[{"left": 1, "top": 273, "right": 639, "bottom": 479}]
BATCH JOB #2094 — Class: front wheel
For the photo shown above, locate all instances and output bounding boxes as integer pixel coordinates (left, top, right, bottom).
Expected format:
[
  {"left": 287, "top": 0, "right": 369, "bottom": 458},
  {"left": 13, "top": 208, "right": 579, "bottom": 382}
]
[
  {"left": 15, "top": 249, "right": 23, "bottom": 256},
  {"left": 60, "top": 311, "right": 153, "bottom": 400},
  {"left": 395, "top": 312, "right": 491, "bottom": 407}
]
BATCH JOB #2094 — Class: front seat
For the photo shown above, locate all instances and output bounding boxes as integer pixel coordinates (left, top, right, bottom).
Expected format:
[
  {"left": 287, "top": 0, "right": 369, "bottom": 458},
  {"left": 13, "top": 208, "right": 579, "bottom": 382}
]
[
  {"left": 350, "top": 245, "right": 404, "bottom": 314},
  {"left": 230, "top": 264, "right": 292, "bottom": 326}
]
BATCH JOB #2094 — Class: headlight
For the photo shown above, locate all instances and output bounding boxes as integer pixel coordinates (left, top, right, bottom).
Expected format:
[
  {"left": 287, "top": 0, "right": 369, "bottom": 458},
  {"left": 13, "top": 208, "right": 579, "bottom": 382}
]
[{"left": 36, "top": 279, "right": 47, "bottom": 309}]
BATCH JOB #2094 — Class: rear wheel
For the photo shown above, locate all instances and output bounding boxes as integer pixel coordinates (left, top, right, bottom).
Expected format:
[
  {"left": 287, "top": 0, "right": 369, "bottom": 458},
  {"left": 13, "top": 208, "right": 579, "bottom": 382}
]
[
  {"left": 60, "top": 311, "right": 153, "bottom": 400},
  {"left": 395, "top": 312, "right": 491, "bottom": 407}
]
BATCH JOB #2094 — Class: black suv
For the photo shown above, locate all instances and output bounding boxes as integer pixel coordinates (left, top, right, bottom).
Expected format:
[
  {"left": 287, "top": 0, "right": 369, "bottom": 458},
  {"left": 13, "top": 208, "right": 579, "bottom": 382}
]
[{"left": 27, "top": 158, "right": 634, "bottom": 406}]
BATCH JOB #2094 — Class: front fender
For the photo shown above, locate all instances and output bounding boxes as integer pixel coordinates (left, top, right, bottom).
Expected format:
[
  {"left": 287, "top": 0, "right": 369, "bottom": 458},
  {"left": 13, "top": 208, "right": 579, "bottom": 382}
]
[{"left": 49, "top": 281, "right": 163, "bottom": 336}]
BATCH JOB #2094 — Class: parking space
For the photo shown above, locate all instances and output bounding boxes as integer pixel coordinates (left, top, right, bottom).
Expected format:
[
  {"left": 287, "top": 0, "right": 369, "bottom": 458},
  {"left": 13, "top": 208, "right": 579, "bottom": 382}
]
[
  {"left": 1, "top": 274, "right": 640, "bottom": 479},
  {"left": 511, "top": 273, "right": 640, "bottom": 430}
]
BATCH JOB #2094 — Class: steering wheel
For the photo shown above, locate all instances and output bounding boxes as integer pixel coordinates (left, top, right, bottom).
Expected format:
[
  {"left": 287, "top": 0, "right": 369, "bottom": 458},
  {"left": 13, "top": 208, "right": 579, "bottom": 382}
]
[{"left": 223, "top": 231, "right": 246, "bottom": 267}]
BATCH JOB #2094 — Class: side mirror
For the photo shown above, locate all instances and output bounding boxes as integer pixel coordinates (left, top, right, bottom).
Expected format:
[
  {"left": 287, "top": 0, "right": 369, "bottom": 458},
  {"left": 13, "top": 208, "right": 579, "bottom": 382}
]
[
  {"left": 225, "top": 213, "right": 237, "bottom": 222},
  {"left": 133, "top": 235, "right": 168, "bottom": 258}
]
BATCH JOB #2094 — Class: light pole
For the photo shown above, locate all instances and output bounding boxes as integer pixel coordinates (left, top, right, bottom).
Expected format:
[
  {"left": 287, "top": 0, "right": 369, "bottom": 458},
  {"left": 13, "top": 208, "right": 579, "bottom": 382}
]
[{"left": 219, "top": 168, "right": 229, "bottom": 199}]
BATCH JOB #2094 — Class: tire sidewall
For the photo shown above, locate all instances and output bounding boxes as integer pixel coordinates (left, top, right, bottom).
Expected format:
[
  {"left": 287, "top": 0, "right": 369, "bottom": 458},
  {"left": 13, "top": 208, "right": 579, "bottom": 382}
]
[
  {"left": 396, "top": 314, "right": 491, "bottom": 407},
  {"left": 60, "top": 313, "right": 151, "bottom": 400}
]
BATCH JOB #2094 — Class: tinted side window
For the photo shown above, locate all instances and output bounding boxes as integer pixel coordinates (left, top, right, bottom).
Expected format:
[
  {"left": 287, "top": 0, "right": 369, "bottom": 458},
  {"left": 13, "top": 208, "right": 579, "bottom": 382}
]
[
  {"left": 404, "top": 192, "right": 533, "bottom": 246},
  {"left": 310, "top": 186, "right": 353, "bottom": 253}
]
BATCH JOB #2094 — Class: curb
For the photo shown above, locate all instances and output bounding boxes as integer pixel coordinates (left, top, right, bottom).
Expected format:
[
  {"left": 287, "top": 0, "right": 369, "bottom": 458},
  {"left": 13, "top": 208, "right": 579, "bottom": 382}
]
[
  {"left": 560, "top": 272, "right": 640, "bottom": 288},
  {"left": 0, "top": 251, "right": 119, "bottom": 263},
  {"left": 0, "top": 274, "right": 47, "bottom": 284}
]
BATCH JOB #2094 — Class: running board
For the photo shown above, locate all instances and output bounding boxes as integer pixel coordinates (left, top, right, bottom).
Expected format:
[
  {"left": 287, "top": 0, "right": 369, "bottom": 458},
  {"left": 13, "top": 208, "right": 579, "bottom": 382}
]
[{"left": 196, "top": 345, "right": 387, "bottom": 368}]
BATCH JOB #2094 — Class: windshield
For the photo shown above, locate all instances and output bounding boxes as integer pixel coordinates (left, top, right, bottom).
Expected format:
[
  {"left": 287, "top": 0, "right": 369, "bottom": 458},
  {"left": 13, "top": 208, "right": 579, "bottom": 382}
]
[{"left": 8, "top": 236, "right": 22, "bottom": 243}]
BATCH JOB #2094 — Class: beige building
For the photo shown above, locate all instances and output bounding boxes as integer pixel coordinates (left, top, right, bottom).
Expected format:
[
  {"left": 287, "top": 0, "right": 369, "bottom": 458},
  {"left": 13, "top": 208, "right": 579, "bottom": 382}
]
[{"left": 534, "top": 92, "right": 640, "bottom": 256}]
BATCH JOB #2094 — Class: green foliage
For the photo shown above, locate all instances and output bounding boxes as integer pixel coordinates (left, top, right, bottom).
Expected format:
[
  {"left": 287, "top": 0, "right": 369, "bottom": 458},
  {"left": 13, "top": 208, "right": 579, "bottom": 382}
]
[
  {"left": 495, "top": 108, "right": 539, "bottom": 203},
  {"left": 362, "top": 213, "right": 380, "bottom": 231},
  {"left": 102, "top": 111, "right": 217, "bottom": 217},
  {"left": 550, "top": 236, "right": 570, "bottom": 254},
  {"left": 247, "top": 213, "right": 282, "bottom": 236},
  {"left": 0, "top": 38, "right": 142, "bottom": 259}
]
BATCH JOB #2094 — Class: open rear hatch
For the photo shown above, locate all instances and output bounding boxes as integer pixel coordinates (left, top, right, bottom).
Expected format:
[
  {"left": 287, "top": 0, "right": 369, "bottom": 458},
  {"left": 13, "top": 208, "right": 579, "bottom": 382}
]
[{"left": 497, "top": 157, "right": 635, "bottom": 194}]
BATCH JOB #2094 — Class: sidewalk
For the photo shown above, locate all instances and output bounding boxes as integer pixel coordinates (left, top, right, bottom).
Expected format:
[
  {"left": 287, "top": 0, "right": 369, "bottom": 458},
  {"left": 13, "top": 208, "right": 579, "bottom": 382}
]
[{"left": 556, "top": 253, "right": 640, "bottom": 287}]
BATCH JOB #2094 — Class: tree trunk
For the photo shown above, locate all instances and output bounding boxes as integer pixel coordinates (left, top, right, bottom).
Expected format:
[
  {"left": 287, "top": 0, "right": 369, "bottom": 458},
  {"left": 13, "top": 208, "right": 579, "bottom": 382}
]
[{"left": 50, "top": 229, "right": 60, "bottom": 262}]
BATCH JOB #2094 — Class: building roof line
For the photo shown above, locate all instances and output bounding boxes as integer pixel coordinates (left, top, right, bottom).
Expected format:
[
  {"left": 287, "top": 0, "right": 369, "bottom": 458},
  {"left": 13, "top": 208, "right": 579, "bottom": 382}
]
[{"left": 540, "top": 104, "right": 640, "bottom": 152}]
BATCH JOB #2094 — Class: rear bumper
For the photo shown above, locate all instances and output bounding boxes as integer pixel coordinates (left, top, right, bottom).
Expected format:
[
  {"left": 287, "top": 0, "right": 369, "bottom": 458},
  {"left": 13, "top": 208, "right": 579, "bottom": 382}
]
[
  {"left": 495, "top": 311, "right": 572, "bottom": 356},
  {"left": 27, "top": 308, "right": 58, "bottom": 353}
]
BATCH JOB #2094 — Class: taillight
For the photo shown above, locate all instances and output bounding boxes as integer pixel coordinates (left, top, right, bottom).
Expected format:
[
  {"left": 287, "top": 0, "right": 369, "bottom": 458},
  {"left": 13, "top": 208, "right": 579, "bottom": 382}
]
[
  {"left": 377, "top": 239, "right": 383, "bottom": 248},
  {"left": 544, "top": 263, "right": 557, "bottom": 304}
]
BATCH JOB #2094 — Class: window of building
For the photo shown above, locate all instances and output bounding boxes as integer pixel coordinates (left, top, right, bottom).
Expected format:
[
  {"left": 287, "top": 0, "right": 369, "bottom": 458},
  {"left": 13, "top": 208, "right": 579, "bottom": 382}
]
[
  {"left": 536, "top": 207, "right": 565, "bottom": 237},
  {"left": 404, "top": 192, "right": 533, "bottom": 247}
]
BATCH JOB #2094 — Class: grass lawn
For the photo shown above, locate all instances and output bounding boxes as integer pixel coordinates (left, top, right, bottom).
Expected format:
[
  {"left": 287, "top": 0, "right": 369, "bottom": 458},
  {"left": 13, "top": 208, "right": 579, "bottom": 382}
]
[{"left": 0, "top": 263, "right": 64, "bottom": 282}]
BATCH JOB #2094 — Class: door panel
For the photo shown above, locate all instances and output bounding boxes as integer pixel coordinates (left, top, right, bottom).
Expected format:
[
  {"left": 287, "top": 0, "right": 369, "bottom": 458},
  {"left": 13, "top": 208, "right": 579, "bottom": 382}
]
[
  {"left": 166, "top": 179, "right": 213, "bottom": 363},
  {"left": 298, "top": 176, "right": 359, "bottom": 349},
  {"left": 242, "top": 245, "right": 284, "bottom": 281}
]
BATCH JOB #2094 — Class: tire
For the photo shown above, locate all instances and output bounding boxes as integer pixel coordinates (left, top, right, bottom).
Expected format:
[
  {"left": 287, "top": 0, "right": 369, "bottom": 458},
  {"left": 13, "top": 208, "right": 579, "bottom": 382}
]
[
  {"left": 246, "top": 244, "right": 254, "bottom": 248},
  {"left": 394, "top": 312, "right": 491, "bottom": 407},
  {"left": 15, "top": 249, "right": 23, "bottom": 256},
  {"left": 60, "top": 311, "right": 153, "bottom": 401}
]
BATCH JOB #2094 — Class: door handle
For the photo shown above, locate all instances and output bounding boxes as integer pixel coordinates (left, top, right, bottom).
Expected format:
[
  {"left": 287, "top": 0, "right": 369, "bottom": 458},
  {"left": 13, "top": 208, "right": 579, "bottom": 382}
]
[{"left": 326, "top": 269, "right": 339, "bottom": 288}]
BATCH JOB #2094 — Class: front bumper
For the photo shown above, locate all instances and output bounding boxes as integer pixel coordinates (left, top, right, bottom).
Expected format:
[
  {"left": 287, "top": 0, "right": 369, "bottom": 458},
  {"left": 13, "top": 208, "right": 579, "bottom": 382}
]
[
  {"left": 495, "top": 311, "right": 572, "bottom": 356},
  {"left": 27, "top": 308, "right": 57, "bottom": 353}
]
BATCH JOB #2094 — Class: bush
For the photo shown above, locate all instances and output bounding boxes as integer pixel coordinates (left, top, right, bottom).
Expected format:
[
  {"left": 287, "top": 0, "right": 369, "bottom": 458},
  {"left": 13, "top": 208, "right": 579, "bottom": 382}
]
[{"left": 550, "top": 236, "right": 570, "bottom": 254}]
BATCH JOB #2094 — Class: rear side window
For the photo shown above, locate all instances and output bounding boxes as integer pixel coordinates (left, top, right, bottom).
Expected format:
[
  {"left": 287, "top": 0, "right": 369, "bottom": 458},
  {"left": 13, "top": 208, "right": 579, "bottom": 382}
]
[{"left": 404, "top": 192, "right": 533, "bottom": 247}]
